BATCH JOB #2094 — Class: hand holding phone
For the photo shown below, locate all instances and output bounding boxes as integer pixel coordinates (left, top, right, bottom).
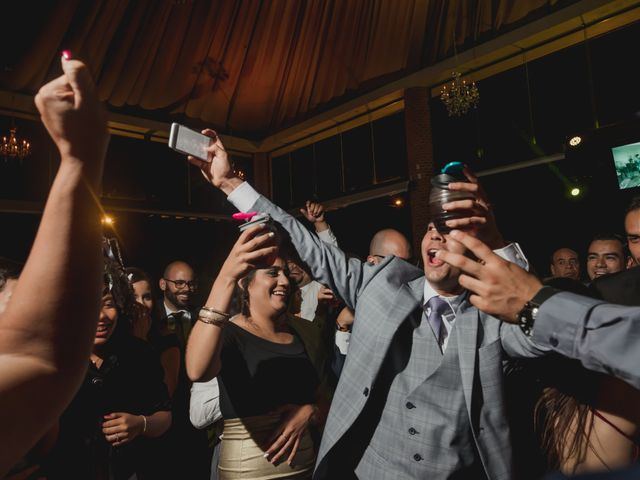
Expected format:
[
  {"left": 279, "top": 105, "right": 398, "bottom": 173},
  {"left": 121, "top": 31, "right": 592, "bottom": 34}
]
[{"left": 168, "top": 123, "right": 213, "bottom": 161}]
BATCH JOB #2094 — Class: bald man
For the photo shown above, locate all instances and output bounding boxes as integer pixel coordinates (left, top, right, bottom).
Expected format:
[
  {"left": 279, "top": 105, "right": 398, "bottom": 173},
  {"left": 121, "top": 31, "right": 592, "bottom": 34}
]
[
  {"left": 549, "top": 247, "right": 580, "bottom": 281},
  {"left": 366, "top": 228, "right": 412, "bottom": 265},
  {"left": 334, "top": 229, "right": 412, "bottom": 374}
]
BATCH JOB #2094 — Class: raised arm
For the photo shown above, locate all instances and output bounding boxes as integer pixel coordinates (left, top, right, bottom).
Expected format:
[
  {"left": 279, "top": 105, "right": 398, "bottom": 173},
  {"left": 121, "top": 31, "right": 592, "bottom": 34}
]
[
  {"left": 0, "top": 54, "right": 108, "bottom": 474},
  {"left": 186, "top": 130, "right": 368, "bottom": 309},
  {"left": 185, "top": 224, "right": 277, "bottom": 382},
  {"left": 300, "top": 200, "right": 339, "bottom": 247}
]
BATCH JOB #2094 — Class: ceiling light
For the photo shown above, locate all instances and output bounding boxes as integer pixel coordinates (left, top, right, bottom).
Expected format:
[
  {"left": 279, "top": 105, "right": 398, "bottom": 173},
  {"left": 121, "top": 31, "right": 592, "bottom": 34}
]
[
  {"left": 101, "top": 215, "right": 115, "bottom": 226},
  {"left": 568, "top": 136, "right": 582, "bottom": 147}
]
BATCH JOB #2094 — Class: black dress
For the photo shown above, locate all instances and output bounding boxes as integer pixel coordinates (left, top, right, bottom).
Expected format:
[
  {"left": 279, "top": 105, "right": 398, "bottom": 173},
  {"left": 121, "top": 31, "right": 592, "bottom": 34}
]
[
  {"left": 219, "top": 321, "right": 319, "bottom": 419},
  {"left": 46, "top": 335, "right": 171, "bottom": 480}
]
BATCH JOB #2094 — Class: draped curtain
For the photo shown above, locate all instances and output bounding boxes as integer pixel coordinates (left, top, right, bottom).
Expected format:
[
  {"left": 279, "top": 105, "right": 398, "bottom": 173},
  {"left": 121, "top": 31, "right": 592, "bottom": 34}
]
[{"left": 2, "top": 0, "right": 563, "bottom": 136}]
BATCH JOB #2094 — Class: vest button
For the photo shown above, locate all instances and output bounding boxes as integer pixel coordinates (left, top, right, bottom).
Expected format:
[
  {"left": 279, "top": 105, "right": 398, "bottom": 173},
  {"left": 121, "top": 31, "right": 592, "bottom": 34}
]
[
  {"left": 550, "top": 336, "right": 559, "bottom": 347},
  {"left": 408, "top": 427, "right": 418, "bottom": 435},
  {"left": 363, "top": 387, "right": 369, "bottom": 396},
  {"left": 406, "top": 402, "right": 415, "bottom": 409},
  {"left": 413, "top": 454, "right": 423, "bottom": 461}
]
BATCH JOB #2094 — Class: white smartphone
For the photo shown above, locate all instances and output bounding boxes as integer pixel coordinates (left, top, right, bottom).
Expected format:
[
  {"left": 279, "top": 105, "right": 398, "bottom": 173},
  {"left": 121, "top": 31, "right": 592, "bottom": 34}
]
[{"left": 168, "top": 123, "right": 213, "bottom": 161}]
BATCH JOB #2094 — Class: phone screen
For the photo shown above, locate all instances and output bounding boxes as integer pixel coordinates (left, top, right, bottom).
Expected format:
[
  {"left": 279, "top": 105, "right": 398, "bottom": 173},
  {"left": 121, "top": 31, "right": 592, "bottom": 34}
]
[{"left": 169, "top": 123, "right": 212, "bottom": 161}]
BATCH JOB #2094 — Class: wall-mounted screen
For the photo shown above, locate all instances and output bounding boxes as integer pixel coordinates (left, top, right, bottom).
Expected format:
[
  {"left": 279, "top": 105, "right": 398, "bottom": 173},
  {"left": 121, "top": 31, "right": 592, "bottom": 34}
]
[{"left": 611, "top": 141, "right": 640, "bottom": 189}]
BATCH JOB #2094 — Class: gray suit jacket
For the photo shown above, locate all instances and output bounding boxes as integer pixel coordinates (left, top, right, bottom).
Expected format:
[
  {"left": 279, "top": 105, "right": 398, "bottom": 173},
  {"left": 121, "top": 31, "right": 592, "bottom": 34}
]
[
  {"left": 252, "top": 196, "right": 550, "bottom": 479},
  {"left": 250, "top": 193, "right": 640, "bottom": 478}
]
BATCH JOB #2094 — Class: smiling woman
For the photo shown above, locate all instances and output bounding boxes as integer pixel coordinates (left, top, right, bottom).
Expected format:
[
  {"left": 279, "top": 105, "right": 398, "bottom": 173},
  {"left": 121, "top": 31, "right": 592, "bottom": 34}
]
[
  {"left": 46, "top": 254, "right": 173, "bottom": 480},
  {"left": 186, "top": 225, "right": 330, "bottom": 480}
]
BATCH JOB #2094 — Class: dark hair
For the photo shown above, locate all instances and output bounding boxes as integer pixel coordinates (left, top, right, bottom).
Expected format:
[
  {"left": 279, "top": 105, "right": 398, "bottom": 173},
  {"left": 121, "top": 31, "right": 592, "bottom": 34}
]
[
  {"left": 534, "top": 278, "right": 601, "bottom": 473},
  {"left": 625, "top": 196, "right": 640, "bottom": 215},
  {"left": 235, "top": 228, "right": 301, "bottom": 317},
  {"left": 0, "top": 257, "right": 23, "bottom": 292},
  {"left": 124, "top": 267, "right": 151, "bottom": 285},
  {"left": 589, "top": 232, "right": 624, "bottom": 245}
]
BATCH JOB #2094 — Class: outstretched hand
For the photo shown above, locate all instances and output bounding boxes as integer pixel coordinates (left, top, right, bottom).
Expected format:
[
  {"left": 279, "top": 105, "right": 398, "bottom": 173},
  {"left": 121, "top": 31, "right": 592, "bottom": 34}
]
[
  {"left": 442, "top": 166, "right": 505, "bottom": 249},
  {"left": 34, "top": 54, "right": 108, "bottom": 184},
  {"left": 435, "top": 230, "right": 542, "bottom": 323},
  {"left": 218, "top": 224, "right": 279, "bottom": 282},
  {"left": 186, "top": 129, "right": 243, "bottom": 195}
]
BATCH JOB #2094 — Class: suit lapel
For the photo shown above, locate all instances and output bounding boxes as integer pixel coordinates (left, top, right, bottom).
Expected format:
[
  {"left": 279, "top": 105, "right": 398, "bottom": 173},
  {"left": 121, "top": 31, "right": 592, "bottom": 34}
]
[
  {"left": 369, "top": 276, "right": 423, "bottom": 375},
  {"left": 455, "top": 298, "right": 479, "bottom": 417}
]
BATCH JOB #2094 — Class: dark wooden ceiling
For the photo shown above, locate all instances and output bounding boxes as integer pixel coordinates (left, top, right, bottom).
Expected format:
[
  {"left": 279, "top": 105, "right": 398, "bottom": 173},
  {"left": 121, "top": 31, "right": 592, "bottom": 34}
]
[{"left": 2, "top": 0, "right": 572, "bottom": 138}]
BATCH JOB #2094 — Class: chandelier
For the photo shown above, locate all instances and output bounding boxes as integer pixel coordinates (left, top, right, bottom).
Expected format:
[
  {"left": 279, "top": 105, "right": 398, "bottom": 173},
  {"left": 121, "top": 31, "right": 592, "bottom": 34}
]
[
  {"left": 439, "top": 72, "right": 480, "bottom": 117},
  {"left": 1, "top": 126, "right": 31, "bottom": 160}
]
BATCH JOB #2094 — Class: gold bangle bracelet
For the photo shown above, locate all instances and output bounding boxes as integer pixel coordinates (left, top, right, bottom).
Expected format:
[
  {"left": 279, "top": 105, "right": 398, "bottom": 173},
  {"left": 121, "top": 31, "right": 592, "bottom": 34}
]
[
  {"left": 201, "top": 306, "right": 231, "bottom": 318},
  {"left": 198, "top": 308, "right": 230, "bottom": 326}
]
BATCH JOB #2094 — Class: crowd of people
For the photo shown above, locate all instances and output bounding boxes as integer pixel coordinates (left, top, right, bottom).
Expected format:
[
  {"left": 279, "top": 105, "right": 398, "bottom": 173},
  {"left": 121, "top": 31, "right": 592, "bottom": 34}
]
[{"left": 2, "top": 54, "right": 640, "bottom": 480}]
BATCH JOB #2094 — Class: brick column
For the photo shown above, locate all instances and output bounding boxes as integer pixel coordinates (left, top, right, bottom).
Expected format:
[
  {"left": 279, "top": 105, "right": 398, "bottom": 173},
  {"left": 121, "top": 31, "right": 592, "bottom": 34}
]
[
  {"left": 253, "top": 152, "right": 271, "bottom": 198},
  {"left": 404, "top": 87, "right": 436, "bottom": 257}
]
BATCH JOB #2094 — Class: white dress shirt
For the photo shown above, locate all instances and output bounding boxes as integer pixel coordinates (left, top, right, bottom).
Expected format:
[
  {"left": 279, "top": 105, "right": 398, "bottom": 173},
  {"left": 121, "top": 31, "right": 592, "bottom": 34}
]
[{"left": 189, "top": 377, "right": 223, "bottom": 429}]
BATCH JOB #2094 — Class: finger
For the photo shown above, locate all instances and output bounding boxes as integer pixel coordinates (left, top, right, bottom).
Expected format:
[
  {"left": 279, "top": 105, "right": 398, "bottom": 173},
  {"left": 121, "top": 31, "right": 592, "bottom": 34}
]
[
  {"left": 264, "top": 431, "right": 287, "bottom": 454},
  {"left": 102, "top": 425, "right": 123, "bottom": 434},
  {"left": 447, "top": 230, "right": 497, "bottom": 264},
  {"left": 200, "top": 128, "right": 218, "bottom": 140},
  {"left": 462, "top": 165, "right": 479, "bottom": 183},
  {"left": 287, "top": 436, "right": 301, "bottom": 465},
  {"left": 242, "top": 246, "right": 278, "bottom": 264},
  {"left": 434, "top": 249, "right": 483, "bottom": 278},
  {"left": 102, "top": 420, "right": 122, "bottom": 429},
  {"left": 60, "top": 57, "right": 94, "bottom": 101},
  {"left": 457, "top": 274, "right": 488, "bottom": 295},
  {"left": 201, "top": 129, "right": 226, "bottom": 154},
  {"left": 236, "top": 223, "right": 268, "bottom": 244},
  {"left": 186, "top": 155, "right": 209, "bottom": 170},
  {"left": 467, "top": 293, "right": 495, "bottom": 316},
  {"left": 299, "top": 208, "right": 307, "bottom": 217},
  {"left": 271, "top": 436, "right": 296, "bottom": 464},
  {"left": 441, "top": 199, "right": 488, "bottom": 213},
  {"left": 445, "top": 216, "right": 487, "bottom": 228},
  {"left": 447, "top": 181, "right": 479, "bottom": 193},
  {"left": 242, "top": 230, "right": 276, "bottom": 252}
]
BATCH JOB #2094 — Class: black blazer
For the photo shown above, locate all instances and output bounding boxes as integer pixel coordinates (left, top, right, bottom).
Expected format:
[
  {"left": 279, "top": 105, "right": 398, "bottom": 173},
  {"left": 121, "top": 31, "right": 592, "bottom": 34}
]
[{"left": 591, "top": 266, "right": 640, "bottom": 306}]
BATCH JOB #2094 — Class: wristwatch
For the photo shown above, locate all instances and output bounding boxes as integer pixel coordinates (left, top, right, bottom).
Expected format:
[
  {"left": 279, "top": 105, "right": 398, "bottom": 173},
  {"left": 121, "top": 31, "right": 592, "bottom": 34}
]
[{"left": 518, "top": 286, "right": 560, "bottom": 336}]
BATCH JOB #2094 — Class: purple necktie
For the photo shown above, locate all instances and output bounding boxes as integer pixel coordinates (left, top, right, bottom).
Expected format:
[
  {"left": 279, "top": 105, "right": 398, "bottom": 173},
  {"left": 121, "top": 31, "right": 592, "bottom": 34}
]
[{"left": 424, "top": 296, "right": 451, "bottom": 344}]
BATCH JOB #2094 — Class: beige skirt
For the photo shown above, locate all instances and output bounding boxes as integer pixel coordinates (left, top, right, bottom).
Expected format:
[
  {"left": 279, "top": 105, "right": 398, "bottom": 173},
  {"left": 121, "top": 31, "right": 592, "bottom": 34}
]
[{"left": 218, "top": 414, "right": 316, "bottom": 480}]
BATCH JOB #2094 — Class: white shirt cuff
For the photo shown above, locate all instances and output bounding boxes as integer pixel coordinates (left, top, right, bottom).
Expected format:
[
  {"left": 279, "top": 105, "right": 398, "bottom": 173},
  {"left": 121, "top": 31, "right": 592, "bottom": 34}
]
[
  {"left": 317, "top": 228, "right": 338, "bottom": 247},
  {"left": 335, "top": 330, "right": 350, "bottom": 355},
  {"left": 495, "top": 242, "right": 529, "bottom": 271},
  {"left": 226, "top": 181, "right": 260, "bottom": 213}
]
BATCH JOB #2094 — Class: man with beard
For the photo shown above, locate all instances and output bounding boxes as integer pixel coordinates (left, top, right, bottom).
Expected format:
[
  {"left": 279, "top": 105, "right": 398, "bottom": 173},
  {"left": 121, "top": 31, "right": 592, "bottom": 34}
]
[
  {"left": 159, "top": 260, "right": 197, "bottom": 349},
  {"left": 158, "top": 261, "right": 211, "bottom": 478}
]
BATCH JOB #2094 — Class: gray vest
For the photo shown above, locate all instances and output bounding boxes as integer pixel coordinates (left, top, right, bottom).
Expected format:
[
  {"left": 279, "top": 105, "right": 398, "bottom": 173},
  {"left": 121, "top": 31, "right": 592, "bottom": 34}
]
[{"left": 356, "top": 318, "right": 485, "bottom": 479}]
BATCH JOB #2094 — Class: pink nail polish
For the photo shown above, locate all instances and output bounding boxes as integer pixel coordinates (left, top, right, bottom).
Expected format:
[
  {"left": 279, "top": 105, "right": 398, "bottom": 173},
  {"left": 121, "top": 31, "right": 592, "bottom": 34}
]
[{"left": 61, "top": 50, "right": 72, "bottom": 60}]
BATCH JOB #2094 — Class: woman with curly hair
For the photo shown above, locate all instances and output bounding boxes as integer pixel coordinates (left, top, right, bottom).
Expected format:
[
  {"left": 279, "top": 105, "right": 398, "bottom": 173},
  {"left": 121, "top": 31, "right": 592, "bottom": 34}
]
[{"left": 46, "top": 249, "right": 172, "bottom": 480}]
